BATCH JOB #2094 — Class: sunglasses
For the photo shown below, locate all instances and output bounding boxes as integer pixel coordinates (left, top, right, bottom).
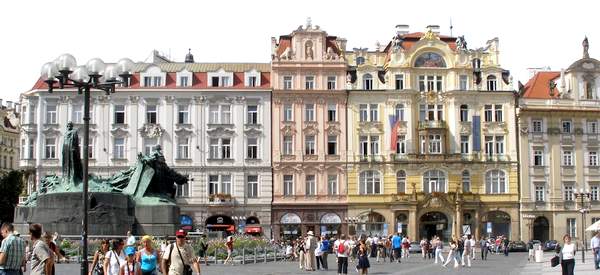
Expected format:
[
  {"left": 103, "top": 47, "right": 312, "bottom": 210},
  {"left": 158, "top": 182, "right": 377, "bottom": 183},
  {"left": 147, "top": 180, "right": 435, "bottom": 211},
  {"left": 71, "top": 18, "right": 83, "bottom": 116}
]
[{"left": 176, "top": 236, "right": 185, "bottom": 239}]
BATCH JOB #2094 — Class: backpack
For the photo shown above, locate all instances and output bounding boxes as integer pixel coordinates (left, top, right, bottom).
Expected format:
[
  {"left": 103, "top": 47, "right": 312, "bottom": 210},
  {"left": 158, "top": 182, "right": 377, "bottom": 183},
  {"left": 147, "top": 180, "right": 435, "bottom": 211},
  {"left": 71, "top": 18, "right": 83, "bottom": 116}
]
[
  {"left": 321, "top": 240, "right": 330, "bottom": 251},
  {"left": 337, "top": 241, "right": 346, "bottom": 254}
]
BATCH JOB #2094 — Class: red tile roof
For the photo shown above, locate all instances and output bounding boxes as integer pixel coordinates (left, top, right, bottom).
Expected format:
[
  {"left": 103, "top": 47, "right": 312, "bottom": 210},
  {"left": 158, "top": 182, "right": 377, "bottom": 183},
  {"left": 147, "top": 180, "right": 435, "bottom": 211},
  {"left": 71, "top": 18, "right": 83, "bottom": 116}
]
[{"left": 522, "top": 71, "right": 561, "bottom": 99}]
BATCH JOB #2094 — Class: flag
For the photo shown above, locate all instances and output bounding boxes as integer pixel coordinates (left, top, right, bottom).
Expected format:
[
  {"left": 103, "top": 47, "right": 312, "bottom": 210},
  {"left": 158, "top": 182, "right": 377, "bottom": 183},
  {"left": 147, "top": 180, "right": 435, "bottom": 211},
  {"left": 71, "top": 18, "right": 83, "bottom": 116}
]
[{"left": 389, "top": 115, "right": 400, "bottom": 152}]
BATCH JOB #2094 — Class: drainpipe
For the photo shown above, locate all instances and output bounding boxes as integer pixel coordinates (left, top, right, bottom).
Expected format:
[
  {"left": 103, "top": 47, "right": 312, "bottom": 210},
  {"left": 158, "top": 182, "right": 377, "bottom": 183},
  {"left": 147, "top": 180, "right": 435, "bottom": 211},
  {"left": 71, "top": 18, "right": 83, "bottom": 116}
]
[{"left": 514, "top": 90, "right": 522, "bottom": 241}]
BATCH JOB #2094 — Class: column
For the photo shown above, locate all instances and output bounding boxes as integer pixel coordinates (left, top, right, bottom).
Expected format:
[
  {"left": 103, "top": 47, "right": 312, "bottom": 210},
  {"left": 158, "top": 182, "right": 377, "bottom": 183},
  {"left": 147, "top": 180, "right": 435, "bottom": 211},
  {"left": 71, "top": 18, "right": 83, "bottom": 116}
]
[
  {"left": 455, "top": 203, "right": 462, "bottom": 237},
  {"left": 474, "top": 210, "right": 481, "bottom": 239},
  {"left": 409, "top": 210, "right": 417, "bottom": 240}
]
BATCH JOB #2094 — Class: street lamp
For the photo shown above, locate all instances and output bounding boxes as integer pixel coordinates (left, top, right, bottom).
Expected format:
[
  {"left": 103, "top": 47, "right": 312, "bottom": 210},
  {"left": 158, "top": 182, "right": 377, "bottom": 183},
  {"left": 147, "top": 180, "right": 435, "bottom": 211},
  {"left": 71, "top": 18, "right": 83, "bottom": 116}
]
[
  {"left": 574, "top": 188, "right": 591, "bottom": 263},
  {"left": 40, "top": 54, "right": 133, "bottom": 275}
]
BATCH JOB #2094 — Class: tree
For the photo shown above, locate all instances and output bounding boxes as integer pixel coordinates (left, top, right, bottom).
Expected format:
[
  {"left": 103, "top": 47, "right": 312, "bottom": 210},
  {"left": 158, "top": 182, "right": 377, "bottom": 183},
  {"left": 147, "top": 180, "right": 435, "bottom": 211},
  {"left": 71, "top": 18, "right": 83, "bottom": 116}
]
[{"left": 0, "top": 170, "right": 24, "bottom": 224}]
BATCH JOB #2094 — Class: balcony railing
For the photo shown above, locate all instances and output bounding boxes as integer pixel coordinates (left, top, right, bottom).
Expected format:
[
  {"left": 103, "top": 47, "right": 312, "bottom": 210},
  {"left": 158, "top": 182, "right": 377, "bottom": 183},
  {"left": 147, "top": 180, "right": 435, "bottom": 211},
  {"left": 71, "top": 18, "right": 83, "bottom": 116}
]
[{"left": 418, "top": 120, "right": 446, "bottom": 130}]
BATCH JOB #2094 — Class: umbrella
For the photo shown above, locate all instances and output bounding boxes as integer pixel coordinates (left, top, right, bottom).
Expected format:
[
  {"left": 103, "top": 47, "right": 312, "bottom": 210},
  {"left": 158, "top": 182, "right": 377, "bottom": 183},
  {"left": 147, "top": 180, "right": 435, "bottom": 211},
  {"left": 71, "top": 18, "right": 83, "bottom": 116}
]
[{"left": 586, "top": 220, "right": 600, "bottom": 231}]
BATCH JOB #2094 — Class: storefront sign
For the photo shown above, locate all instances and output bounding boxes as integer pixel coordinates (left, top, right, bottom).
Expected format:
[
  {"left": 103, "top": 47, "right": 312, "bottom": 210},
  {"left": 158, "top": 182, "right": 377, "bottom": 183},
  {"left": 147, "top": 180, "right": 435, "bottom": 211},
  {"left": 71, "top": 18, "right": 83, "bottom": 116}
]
[
  {"left": 486, "top": 222, "right": 492, "bottom": 233},
  {"left": 397, "top": 223, "right": 403, "bottom": 233},
  {"left": 383, "top": 223, "right": 388, "bottom": 236},
  {"left": 462, "top": 225, "right": 471, "bottom": 235}
]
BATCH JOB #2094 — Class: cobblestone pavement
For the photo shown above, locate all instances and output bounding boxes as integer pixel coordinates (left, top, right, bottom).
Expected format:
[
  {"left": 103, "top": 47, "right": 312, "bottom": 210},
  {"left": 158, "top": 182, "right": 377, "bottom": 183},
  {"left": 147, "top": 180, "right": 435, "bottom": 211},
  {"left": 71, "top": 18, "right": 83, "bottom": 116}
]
[
  {"left": 520, "top": 250, "right": 599, "bottom": 275},
  {"left": 26, "top": 251, "right": 530, "bottom": 275}
]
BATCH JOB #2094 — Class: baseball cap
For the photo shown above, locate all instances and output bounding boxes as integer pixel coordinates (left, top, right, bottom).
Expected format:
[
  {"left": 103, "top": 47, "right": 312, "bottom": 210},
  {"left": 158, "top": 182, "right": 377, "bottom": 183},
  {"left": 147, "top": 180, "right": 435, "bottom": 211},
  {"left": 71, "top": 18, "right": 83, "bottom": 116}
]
[
  {"left": 176, "top": 229, "right": 187, "bottom": 237},
  {"left": 125, "top": 246, "right": 136, "bottom": 256}
]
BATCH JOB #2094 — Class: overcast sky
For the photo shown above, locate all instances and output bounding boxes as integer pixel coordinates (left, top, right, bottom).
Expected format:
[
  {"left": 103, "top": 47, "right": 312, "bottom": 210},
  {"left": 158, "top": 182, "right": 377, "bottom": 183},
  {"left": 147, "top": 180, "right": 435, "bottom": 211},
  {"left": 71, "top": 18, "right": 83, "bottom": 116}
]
[{"left": 1, "top": 0, "right": 597, "bottom": 103}]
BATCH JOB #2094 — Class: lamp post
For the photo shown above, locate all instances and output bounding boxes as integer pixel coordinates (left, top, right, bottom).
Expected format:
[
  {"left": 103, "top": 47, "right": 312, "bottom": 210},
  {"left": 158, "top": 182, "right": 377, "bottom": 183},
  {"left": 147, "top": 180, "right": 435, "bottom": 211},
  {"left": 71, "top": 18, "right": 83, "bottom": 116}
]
[
  {"left": 523, "top": 214, "right": 536, "bottom": 242},
  {"left": 574, "top": 188, "right": 591, "bottom": 263},
  {"left": 40, "top": 54, "right": 133, "bottom": 275}
]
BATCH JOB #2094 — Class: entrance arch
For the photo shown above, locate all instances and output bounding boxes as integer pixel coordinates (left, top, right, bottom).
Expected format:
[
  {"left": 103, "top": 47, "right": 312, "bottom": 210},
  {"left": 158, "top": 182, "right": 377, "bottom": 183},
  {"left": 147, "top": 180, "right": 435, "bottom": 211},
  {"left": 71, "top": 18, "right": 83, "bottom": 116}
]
[
  {"left": 420, "top": 211, "right": 452, "bottom": 241},
  {"left": 356, "top": 212, "right": 386, "bottom": 237},
  {"left": 533, "top": 216, "right": 550, "bottom": 242},
  {"left": 205, "top": 215, "right": 235, "bottom": 233},
  {"left": 485, "top": 211, "right": 511, "bottom": 238}
]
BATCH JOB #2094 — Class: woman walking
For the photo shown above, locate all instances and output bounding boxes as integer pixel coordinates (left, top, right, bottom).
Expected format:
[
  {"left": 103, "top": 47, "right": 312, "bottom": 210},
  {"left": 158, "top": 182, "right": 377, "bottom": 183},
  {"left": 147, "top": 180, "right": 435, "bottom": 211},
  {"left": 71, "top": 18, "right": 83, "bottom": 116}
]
[
  {"left": 136, "top": 235, "right": 159, "bottom": 275},
  {"left": 297, "top": 238, "right": 306, "bottom": 270},
  {"left": 443, "top": 238, "right": 459, "bottom": 268},
  {"left": 357, "top": 244, "right": 370, "bottom": 275},
  {"left": 223, "top": 236, "right": 234, "bottom": 265},
  {"left": 90, "top": 239, "right": 109, "bottom": 275},
  {"left": 434, "top": 237, "right": 445, "bottom": 264},
  {"left": 119, "top": 247, "right": 141, "bottom": 275},
  {"left": 104, "top": 239, "right": 125, "bottom": 275},
  {"left": 557, "top": 234, "right": 576, "bottom": 275}
]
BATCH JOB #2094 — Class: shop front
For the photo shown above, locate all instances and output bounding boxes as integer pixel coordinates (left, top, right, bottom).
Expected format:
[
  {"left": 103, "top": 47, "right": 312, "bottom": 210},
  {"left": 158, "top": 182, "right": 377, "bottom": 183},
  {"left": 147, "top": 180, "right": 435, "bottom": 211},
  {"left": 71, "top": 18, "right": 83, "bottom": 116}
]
[
  {"left": 205, "top": 215, "right": 235, "bottom": 235},
  {"left": 320, "top": 212, "right": 342, "bottom": 237},
  {"left": 244, "top": 216, "right": 263, "bottom": 236},
  {"left": 280, "top": 213, "right": 302, "bottom": 240}
]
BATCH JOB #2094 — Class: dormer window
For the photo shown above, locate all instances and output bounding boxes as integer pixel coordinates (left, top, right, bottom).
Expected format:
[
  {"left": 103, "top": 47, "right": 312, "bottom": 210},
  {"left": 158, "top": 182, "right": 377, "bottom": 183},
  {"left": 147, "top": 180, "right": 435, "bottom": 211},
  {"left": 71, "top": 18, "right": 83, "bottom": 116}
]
[
  {"left": 176, "top": 69, "right": 193, "bottom": 87},
  {"left": 140, "top": 66, "right": 166, "bottom": 87},
  {"left": 207, "top": 69, "right": 233, "bottom": 87},
  {"left": 486, "top": 75, "right": 497, "bottom": 91},
  {"left": 363, "top": 74, "right": 373, "bottom": 90},
  {"left": 245, "top": 70, "right": 261, "bottom": 87},
  {"left": 356, "top": 56, "right": 365, "bottom": 65}
]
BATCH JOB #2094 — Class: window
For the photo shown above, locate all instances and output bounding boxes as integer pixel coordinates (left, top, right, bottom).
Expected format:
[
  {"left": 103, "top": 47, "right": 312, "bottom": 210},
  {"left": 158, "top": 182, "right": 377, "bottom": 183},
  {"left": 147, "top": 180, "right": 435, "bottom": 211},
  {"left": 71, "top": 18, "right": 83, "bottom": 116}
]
[
  {"left": 562, "top": 120, "right": 572, "bottom": 134},
  {"left": 283, "top": 136, "right": 293, "bottom": 155},
  {"left": 305, "top": 104, "right": 315, "bottom": 121},
  {"left": 327, "top": 135, "right": 337, "bottom": 155},
  {"left": 419, "top": 104, "right": 444, "bottom": 121},
  {"left": 208, "top": 175, "right": 231, "bottom": 195},
  {"left": 396, "top": 135, "right": 406, "bottom": 154},
  {"left": 567, "top": 218, "right": 577, "bottom": 238},
  {"left": 359, "top": 170, "right": 381, "bottom": 194},
  {"left": 535, "top": 185, "right": 545, "bottom": 202},
  {"left": 327, "top": 76, "right": 336, "bottom": 90},
  {"left": 210, "top": 76, "right": 230, "bottom": 87},
  {"left": 562, "top": 150, "right": 573, "bottom": 166},
  {"left": 418, "top": 75, "right": 443, "bottom": 92},
  {"left": 143, "top": 138, "right": 158, "bottom": 155},
  {"left": 395, "top": 104, "right": 405, "bottom": 121},
  {"left": 486, "top": 170, "right": 507, "bottom": 194},
  {"left": 305, "top": 135, "right": 315, "bottom": 155},
  {"left": 28, "top": 139, "right": 34, "bottom": 159},
  {"left": 564, "top": 184, "right": 574, "bottom": 201},
  {"left": 420, "top": 135, "right": 426, "bottom": 154},
  {"left": 177, "top": 104, "right": 189, "bottom": 124},
  {"left": 247, "top": 105, "right": 258, "bottom": 125},
  {"left": 176, "top": 179, "right": 190, "bottom": 198},
  {"left": 305, "top": 76, "right": 315, "bottom": 90},
  {"left": 495, "top": 105, "right": 503, "bottom": 122},
  {"left": 180, "top": 76, "right": 189, "bottom": 87},
  {"left": 423, "top": 170, "right": 446, "bottom": 193},
  {"left": 327, "top": 175, "right": 338, "bottom": 195},
  {"left": 395, "top": 74, "right": 404, "bottom": 90},
  {"left": 396, "top": 170, "right": 406, "bottom": 193},
  {"left": 356, "top": 56, "right": 365, "bottom": 65},
  {"left": 327, "top": 104, "right": 337, "bottom": 122},
  {"left": 428, "top": 134, "right": 442, "bottom": 154},
  {"left": 144, "top": 76, "right": 152, "bottom": 87},
  {"left": 283, "top": 175, "right": 294, "bottom": 196},
  {"left": 485, "top": 136, "right": 494, "bottom": 157},
  {"left": 146, "top": 105, "right": 157, "bottom": 124},
  {"left": 472, "top": 59, "right": 481, "bottom": 69},
  {"left": 247, "top": 76, "right": 258, "bottom": 87},
  {"left": 359, "top": 136, "right": 368, "bottom": 156},
  {"left": 533, "top": 149, "right": 544, "bottom": 166},
  {"left": 460, "top": 105, "right": 469, "bottom": 122},
  {"left": 484, "top": 105, "right": 493, "bottom": 122},
  {"left": 588, "top": 120, "right": 598, "bottom": 134},
  {"left": 114, "top": 105, "right": 125, "bottom": 124},
  {"left": 222, "top": 105, "right": 231, "bottom": 124},
  {"left": 369, "top": 104, "right": 378, "bottom": 121},
  {"left": 222, "top": 138, "right": 231, "bottom": 159},
  {"left": 44, "top": 138, "right": 56, "bottom": 159},
  {"left": 247, "top": 137, "right": 258, "bottom": 159},
  {"left": 283, "top": 104, "right": 293, "bottom": 122},
  {"left": 113, "top": 137, "right": 125, "bottom": 159},
  {"left": 208, "top": 175, "right": 219, "bottom": 195},
  {"left": 363, "top": 74, "right": 373, "bottom": 90},
  {"left": 209, "top": 138, "right": 219, "bottom": 159},
  {"left": 592, "top": 185, "right": 599, "bottom": 201},
  {"left": 495, "top": 136, "right": 505, "bottom": 155},
  {"left": 305, "top": 175, "right": 316, "bottom": 196},
  {"left": 487, "top": 75, "right": 497, "bottom": 91},
  {"left": 221, "top": 175, "right": 231, "bottom": 194},
  {"left": 177, "top": 137, "right": 189, "bottom": 159},
  {"left": 153, "top": 76, "right": 162, "bottom": 87},
  {"left": 247, "top": 175, "right": 258, "bottom": 198},
  {"left": 46, "top": 105, "right": 57, "bottom": 124},
  {"left": 209, "top": 105, "right": 231, "bottom": 124},
  {"left": 370, "top": 136, "right": 380, "bottom": 155},
  {"left": 209, "top": 138, "right": 231, "bottom": 159},
  {"left": 20, "top": 139, "right": 26, "bottom": 159},
  {"left": 359, "top": 104, "right": 368, "bottom": 122},
  {"left": 461, "top": 135, "right": 470, "bottom": 154},
  {"left": 78, "top": 137, "right": 94, "bottom": 159},
  {"left": 72, "top": 104, "right": 83, "bottom": 124},
  {"left": 459, "top": 75, "right": 468, "bottom": 90},
  {"left": 462, "top": 170, "right": 471, "bottom": 193},
  {"left": 283, "top": 76, "right": 293, "bottom": 90},
  {"left": 532, "top": 120, "right": 543, "bottom": 133},
  {"left": 590, "top": 151, "right": 598, "bottom": 166}
]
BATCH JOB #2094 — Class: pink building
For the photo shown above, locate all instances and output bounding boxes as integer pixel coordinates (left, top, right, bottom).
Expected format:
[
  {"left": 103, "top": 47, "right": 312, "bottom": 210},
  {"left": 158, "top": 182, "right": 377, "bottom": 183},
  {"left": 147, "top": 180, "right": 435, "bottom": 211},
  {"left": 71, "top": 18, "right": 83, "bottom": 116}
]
[{"left": 271, "top": 20, "right": 348, "bottom": 240}]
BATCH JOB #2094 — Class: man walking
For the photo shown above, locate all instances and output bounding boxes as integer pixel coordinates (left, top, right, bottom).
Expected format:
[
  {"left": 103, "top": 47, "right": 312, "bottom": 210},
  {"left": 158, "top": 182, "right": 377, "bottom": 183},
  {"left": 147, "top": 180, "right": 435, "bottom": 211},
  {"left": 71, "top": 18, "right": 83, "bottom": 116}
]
[
  {"left": 29, "top": 223, "right": 53, "bottom": 275},
  {"left": 479, "top": 237, "right": 488, "bottom": 260},
  {"left": 391, "top": 233, "right": 401, "bottom": 263},
  {"left": 502, "top": 236, "right": 509, "bottom": 256},
  {"left": 334, "top": 234, "right": 350, "bottom": 275},
  {"left": 304, "top": 231, "right": 317, "bottom": 271},
  {"left": 462, "top": 235, "right": 472, "bottom": 267},
  {"left": 0, "top": 223, "right": 25, "bottom": 275},
  {"left": 592, "top": 232, "right": 600, "bottom": 269}
]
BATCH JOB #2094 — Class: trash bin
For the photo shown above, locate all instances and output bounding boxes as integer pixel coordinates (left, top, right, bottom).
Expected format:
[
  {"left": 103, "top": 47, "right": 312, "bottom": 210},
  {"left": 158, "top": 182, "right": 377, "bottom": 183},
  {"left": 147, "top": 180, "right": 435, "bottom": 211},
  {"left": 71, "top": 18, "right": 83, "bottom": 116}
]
[{"left": 534, "top": 248, "right": 543, "bottom": 263}]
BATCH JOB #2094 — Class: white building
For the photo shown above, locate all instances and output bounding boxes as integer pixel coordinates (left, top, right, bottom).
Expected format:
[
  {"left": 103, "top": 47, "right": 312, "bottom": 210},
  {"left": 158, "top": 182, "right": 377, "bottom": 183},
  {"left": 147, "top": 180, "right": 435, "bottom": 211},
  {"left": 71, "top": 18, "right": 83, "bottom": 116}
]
[{"left": 20, "top": 52, "right": 273, "bottom": 236}]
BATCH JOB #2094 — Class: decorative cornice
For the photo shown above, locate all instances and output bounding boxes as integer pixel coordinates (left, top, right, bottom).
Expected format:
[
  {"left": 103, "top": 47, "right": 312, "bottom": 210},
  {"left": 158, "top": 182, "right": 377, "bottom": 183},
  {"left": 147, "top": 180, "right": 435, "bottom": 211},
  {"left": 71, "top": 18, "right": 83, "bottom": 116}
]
[
  {"left": 207, "top": 126, "right": 235, "bottom": 137},
  {"left": 138, "top": 123, "right": 164, "bottom": 138}
]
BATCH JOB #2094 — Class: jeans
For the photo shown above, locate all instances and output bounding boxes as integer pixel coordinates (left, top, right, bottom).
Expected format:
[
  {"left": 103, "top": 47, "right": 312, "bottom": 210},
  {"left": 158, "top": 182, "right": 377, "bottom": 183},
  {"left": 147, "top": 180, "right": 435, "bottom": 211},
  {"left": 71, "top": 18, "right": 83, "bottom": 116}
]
[
  {"left": 594, "top": 248, "right": 600, "bottom": 269},
  {"left": 322, "top": 252, "right": 328, "bottom": 269},
  {"left": 316, "top": 255, "right": 323, "bottom": 269},
  {"left": 561, "top": 258, "right": 575, "bottom": 275},
  {"left": 337, "top": 256, "right": 348, "bottom": 274},
  {"left": 0, "top": 270, "right": 20, "bottom": 275},
  {"left": 435, "top": 248, "right": 444, "bottom": 264},
  {"left": 481, "top": 247, "right": 488, "bottom": 260}
]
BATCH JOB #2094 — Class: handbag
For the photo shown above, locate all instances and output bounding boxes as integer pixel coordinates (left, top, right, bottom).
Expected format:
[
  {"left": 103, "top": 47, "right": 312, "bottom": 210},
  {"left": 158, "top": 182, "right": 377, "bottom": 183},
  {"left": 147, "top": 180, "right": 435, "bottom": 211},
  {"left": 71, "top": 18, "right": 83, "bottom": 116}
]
[
  {"left": 550, "top": 255, "right": 560, "bottom": 267},
  {"left": 175, "top": 243, "right": 193, "bottom": 275}
]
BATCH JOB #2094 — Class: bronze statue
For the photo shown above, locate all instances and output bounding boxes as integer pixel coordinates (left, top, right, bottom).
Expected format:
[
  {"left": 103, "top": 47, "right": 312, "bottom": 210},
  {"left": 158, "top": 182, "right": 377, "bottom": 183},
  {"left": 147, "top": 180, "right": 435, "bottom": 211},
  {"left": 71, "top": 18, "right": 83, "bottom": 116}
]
[{"left": 61, "top": 122, "right": 82, "bottom": 185}]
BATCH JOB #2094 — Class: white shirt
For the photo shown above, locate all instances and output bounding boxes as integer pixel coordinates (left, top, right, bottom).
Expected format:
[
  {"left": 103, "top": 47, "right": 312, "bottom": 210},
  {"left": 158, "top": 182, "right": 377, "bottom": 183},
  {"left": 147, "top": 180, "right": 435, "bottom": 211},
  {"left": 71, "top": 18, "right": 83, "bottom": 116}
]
[
  {"left": 126, "top": 235, "right": 136, "bottom": 246},
  {"left": 334, "top": 240, "right": 349, "bottom": 257},
  {"left": 105, "top": 250, "right": 125, "bottom": 275},
  {"left": 561, "top": 243, "right": 576, "bottom": 260},
  {"left": 591, "top": 236, "right": 600, "bottom": 249}
]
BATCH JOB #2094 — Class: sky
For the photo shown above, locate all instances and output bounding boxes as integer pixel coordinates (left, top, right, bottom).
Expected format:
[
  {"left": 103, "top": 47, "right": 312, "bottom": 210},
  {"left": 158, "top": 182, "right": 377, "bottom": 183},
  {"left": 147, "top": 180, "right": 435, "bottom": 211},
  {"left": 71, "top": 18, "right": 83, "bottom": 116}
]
[{"left": 0, "top": 0, "right": 598, "bottom": 103}]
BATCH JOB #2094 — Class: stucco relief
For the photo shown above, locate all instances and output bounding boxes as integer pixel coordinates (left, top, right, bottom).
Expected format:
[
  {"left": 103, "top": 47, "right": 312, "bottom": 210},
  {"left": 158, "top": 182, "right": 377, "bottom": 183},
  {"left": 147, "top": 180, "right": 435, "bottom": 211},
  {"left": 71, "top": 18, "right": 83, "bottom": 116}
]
[
  {"left": 139, "top": 124, "right": 164, "bottom": 138},
  {"left": 206, "top": 126, "right": 235, "bottom": 137},
  {"left": 357, "top": 121, "right": 384, "bottom": 134},
  {"left": 280, "top": 123, "right": 296, "bottom": 135},
  {"left": 302, "top": 122, "right": 319, "bottom": 135}
]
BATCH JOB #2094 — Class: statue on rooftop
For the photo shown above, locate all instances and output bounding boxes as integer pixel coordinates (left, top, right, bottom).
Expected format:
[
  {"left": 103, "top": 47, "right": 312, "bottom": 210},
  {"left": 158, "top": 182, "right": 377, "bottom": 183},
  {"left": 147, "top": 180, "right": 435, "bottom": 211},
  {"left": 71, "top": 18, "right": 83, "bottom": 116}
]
[{"left": 583, "top": 36, "right": 590, "bottom": 58}]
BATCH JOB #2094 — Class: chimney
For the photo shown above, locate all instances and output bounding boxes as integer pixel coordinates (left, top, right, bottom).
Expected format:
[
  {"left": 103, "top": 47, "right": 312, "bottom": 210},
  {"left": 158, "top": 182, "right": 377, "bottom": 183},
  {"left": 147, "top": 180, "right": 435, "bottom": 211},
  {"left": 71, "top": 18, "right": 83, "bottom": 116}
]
[
  {"left": 6, "top": 101, "right": 12, "bottom": 109},
  {"left": 14, "top": 103, "right": 20, "bottom": 114},
  {"left": 395, "top": 24, "right": 409, "bottom": 35},
  {"left": 427, "top": 25, "right": 441, "bottom": 34}
]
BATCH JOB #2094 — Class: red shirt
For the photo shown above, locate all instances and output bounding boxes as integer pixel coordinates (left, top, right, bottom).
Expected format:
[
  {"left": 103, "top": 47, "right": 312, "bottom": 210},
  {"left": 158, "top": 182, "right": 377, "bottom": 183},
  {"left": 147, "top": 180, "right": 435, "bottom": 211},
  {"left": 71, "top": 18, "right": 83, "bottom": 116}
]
[{"left": 226, "top": 240, "right": 233, "bottom": 250}]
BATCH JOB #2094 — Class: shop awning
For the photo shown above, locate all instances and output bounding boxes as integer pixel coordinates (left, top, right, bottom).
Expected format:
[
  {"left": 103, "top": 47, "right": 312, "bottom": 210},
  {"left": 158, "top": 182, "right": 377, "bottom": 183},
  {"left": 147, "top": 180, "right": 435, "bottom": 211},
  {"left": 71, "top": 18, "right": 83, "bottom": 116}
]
[
  {"left": 206, "top": 224, "right": 235, "bottom": 232},
  {"left": 245, "top": 226, "right": 262, "bottom": 233}
]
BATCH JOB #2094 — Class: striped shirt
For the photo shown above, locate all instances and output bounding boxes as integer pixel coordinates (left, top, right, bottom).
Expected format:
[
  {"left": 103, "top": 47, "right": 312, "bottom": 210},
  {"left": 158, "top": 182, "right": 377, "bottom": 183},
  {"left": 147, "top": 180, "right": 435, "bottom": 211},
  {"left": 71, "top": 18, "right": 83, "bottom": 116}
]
[{"left": 0, "top": 233, "right": 25, "bottom": 270}]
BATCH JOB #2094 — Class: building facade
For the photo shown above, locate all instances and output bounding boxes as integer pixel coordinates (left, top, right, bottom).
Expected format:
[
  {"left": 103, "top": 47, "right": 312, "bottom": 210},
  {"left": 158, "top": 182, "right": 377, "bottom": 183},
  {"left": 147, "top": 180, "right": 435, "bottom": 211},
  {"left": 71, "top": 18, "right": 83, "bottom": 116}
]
[
  {"left": 0, "top": 100, "right": 19, "bottom": 173},
  {"left": 20, "top": 52, "right": 273, "bottom": 236},
  {"left": 345, "top": 26, "right": 519, "bottom": 241},
  {"left": 519, "top": 38, "right": 600, "bottom": 243},
  {"left": 271, "top": 21, "right": 348, "bottom": 240}
]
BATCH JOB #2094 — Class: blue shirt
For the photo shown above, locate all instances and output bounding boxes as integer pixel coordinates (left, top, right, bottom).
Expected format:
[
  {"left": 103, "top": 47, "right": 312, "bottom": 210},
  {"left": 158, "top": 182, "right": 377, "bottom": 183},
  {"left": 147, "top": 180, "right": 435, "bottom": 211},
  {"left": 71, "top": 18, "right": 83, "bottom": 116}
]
[
  {"left": 321, "top": 240, "right": 329, "bottom": 251},
  {"left": 392, "top": 236, "right": 402, "bottom": 249}
]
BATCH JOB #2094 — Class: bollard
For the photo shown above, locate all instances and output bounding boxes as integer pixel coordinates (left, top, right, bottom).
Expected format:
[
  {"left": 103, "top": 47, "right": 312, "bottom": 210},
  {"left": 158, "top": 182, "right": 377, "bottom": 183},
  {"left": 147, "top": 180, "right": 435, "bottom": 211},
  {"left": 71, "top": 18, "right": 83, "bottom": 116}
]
[
  {"left": 274, "top": 247, "right": 277, "bottom": 262},
  {"left": 254, "top": 247, "right": 257, "bottom": 264},
  {"left": 242, "top": 247, "right": 245, "bottom": 265},
  {"left": 214, "top": 248, "right": 218, "bottom": 264},
  {"left": 264, "top": 247, "right": 267, "bottom": 263}
]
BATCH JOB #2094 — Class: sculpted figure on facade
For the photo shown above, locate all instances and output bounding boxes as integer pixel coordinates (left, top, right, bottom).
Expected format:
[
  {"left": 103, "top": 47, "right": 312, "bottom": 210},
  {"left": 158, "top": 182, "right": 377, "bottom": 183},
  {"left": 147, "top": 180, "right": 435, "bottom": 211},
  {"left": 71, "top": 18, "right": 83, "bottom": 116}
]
[
  {"left": 456, "top": 35, "right": 468, "bottom": 52},
  {"left": 305, "top": 40, "right": 314, "bottom": 60},
  {"left": 583, "top": 36, "right": 590, "bottom": 58},
  {"left": 279, "top": 47, "right": 293, "bottom": 60},
  {"left": 271, "top": 37, "right": 279, "bottom": 60},
  {"left": 325, "top": 47, "right": 337, "bottom": 60}
]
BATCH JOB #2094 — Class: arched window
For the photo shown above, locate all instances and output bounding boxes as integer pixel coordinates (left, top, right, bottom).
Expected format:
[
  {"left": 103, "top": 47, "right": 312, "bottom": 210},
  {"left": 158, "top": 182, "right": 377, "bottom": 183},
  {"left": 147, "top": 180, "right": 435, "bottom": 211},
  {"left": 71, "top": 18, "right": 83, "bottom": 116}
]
[
  {"left": 359, "top": 170, "right": 381, "bottom": 194},
  {"left": 460, "top": 104, "right": 469, "bottom": 122},
  {"left": 363, "top": 74, "right": 373, "bottom": 90},
  {"left": 486, "top": 169, "right": 506, "bottom": 194},
  {"left": 356, "top": 56, "right": 365, "bottom": 65},
  {"left": 423, "top": 169, "right": 446, "bottom": 193},
  {"left": 397, "top": 170, "right": 406, "bottom": 193},
  {"left": 395, "top": 104, "right": 405, "bottom": 121},
  {"left": 462, "top": 170, "right": 471, "bottom": 193},
  {"left": 486, "top": 75, "right": 497, "bottom": 91}
]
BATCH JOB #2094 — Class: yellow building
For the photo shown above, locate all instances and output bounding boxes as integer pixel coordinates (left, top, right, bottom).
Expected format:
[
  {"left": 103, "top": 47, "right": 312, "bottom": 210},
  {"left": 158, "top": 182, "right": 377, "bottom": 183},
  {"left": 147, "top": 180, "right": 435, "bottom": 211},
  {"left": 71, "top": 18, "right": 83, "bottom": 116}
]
[
  {"left": 345, "top": 26, "right": 519, "bottom": 241},
  {"left": 0, "top": 100, "right": 19, "bottom": 173},
  {"left": 519, "top": 38, "right": 600, "bottom": 243}
]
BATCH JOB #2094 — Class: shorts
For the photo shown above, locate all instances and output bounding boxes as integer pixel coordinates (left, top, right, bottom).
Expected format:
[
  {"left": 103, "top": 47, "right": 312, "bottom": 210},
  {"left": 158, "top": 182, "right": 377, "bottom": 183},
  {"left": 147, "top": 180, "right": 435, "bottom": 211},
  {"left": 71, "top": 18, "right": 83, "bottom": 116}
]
[{"left": 528, "top": 249, "right": 534, "bottom": 257}]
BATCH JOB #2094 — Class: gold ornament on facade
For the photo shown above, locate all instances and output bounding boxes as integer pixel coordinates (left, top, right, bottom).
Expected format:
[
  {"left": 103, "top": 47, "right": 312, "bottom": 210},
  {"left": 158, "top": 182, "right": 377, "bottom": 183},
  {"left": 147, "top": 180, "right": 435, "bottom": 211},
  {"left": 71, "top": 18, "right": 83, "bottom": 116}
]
[{"left": 420, "top": 28, "right": 439, "bottom": 41}]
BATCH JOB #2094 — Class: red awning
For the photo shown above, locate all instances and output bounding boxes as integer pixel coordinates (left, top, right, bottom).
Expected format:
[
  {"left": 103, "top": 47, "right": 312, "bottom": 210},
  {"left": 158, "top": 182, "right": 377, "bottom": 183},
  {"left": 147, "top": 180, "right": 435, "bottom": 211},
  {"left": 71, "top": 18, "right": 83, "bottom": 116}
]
[
  {"left": 245, "top": 226, "right": 262, "bottom": 233},
  {"left": 206, "top": 224, "right": 235, "bottom": 232}
]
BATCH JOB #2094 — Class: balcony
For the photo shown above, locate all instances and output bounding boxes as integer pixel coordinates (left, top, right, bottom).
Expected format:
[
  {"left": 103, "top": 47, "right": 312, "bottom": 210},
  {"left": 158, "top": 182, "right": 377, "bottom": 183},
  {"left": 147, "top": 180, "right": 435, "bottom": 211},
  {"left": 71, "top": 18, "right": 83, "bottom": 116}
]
[
  {"left": 389, "top": 153, "right": 408, "bottom": 162},
  {"left": 358, "top": 154, "right": 384, "bottom": 162},
  {"left": 208, "top": 193, "right": 234, "bottom": 206},
  {"left": 418, "top": 120, "right": 446, "bottom": 130}
]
